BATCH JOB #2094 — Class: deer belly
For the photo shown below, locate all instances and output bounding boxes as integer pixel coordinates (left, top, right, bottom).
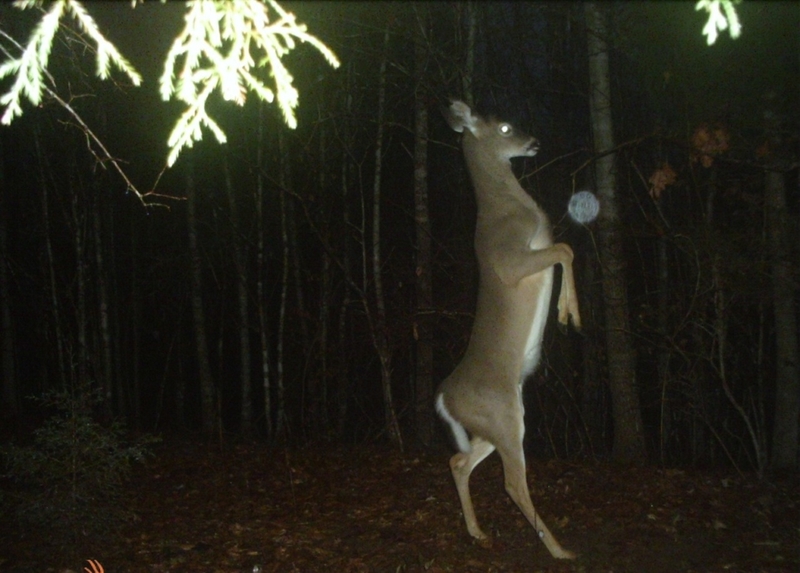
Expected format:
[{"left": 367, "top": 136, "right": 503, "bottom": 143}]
[{"left": 520, "top": 267, "right": 554, "bottom": 379}]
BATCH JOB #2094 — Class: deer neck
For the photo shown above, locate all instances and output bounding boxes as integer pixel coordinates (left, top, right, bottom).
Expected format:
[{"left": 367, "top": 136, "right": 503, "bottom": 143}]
[{"left": 464, "top": 146, "right": 533, "bottom": 215}]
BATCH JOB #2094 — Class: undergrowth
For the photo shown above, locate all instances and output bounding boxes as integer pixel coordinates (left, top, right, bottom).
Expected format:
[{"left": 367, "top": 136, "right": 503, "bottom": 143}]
[{"left": 1, "top": 387, "right": 158, "bottom": 550}]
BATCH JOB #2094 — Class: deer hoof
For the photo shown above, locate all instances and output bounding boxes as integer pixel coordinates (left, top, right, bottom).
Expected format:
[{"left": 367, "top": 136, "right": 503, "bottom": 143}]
[
  {"left": 474, "top": 535, "right": 493, "bottom": 549},
  {"left": 554, "top": 548, "right": 577, "bottom": 560}
]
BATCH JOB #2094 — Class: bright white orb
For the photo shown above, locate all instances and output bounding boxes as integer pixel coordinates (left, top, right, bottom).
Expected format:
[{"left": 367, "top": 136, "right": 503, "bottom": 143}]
[{"left": 568, "top": 190, "right": 600, "bottom": 224}]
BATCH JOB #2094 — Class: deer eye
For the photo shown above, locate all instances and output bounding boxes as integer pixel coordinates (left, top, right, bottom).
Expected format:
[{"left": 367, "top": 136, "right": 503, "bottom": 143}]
[{"left": 498, "top": 123, "right": 512, "bottom": 136}]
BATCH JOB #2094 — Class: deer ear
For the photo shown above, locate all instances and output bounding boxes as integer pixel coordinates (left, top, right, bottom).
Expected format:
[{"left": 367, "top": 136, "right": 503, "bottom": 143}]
[
  {"left": 443, "top": 100, "right": 477, "bottom": 134},
  {"left": 440, "top": 107, "right": 461, "bottom": 132}
]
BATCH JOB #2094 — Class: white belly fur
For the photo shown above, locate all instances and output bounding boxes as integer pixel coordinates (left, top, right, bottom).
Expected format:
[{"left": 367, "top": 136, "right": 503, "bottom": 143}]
[{"left": 520, "top": 265, "right": 554, "bottom": 381}]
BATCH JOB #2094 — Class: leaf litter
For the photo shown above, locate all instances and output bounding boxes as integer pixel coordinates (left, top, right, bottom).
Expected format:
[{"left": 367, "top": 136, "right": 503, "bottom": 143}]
[{"left": 2, "top": 439, "right": 797, "bottom": 572}]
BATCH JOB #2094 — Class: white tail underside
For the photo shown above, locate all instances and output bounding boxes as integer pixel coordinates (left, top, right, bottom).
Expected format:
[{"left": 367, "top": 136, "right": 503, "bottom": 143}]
[{"left": 435, "top": 393, "right": 471, "bottom": 453}]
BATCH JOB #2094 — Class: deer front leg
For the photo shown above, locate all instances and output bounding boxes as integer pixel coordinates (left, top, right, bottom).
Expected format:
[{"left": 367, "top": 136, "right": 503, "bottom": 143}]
[
  {"left": 555, "top": 243, "right": 581, "bottom": 330},
  {"left": 498, "top": 446, "right": 576, "bottom": 560},
  {"left": 449, "top": 437, "right": 496, "bottom": 546}
]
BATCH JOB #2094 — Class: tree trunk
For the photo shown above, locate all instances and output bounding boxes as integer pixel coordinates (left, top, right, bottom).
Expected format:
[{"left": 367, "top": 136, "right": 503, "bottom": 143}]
[
  {"left": 370, "top": 25, "right": 403, "bottom": 449},
  {"left": 130, "top": 211, "right": 142, "bottom": 429},
  {"left": 317, "top": 127, "right": 331, "bottom": 434},
  {"left": 0, "top": 138, "right": 17, "bottom": 419},
  {"left": 92, "top": 187, "right": 114, "bottom": 418},
  {"left": 461, "top": 0, "right": 477, "bottom": 107},
  {"left": 34, "top": 128, "right": 67, "bottom": 389},
  {"left": 413, "top": 5, "right": 434, "bottom": 447},
  {"left": 70, "top": 182, "right": 89, "bottom": 392},
  {"left": 256, "top": 102, "right": 273, "bottom": 438},
  {"left": 286, "top": 183, "right": 311, "bottom": 435},
  {"left": 90, "top": 105, "right": 114, "bottom": 419},
  {"left": 337, "top": 100, "right": 354, "bottom": 439},
  {"left": 706, "top": 178, "right": 766, "bottom": 476},
  {"left": 288, "top": 196, "right": 309, "bottom": 356},
  {"left": 764, "top": 100, "right": 799, "bottom": 469},
  {"left": 186, "top": 156, "right": 218, "bottom": 435},
  {"left": 224, "top": 154, "right": 253, "bottom": 436},
  {"left": 585, "top": 2, "right": 646, "bottom": 464},
  {"left": 653, "top": 193, "right": 673, "bottom": 465},
  {"left": 276, "top": 130, "right": 290, "bottom": 440}
]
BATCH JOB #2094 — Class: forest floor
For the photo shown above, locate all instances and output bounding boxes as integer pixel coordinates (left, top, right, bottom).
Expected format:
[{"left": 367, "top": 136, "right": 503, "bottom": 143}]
[{"left": 2, "top": 438, "right": 799, "bottom": 573}]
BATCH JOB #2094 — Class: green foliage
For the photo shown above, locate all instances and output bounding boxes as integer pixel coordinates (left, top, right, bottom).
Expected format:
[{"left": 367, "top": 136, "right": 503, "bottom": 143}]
[
  {"left": 0, "top": 0, "right": 339, "bottom": 171},
  {"left": 160, "top": 0, "right": 340, "bottom": 166},
  {"left": 695, "top": 0, "right": 742, "bottom": 45},
  {"left": 0, "top": 0, "right": 141, "bottom": 125},
  {"left": 1, "top": 388, "right": 158, "bottom": 545}
]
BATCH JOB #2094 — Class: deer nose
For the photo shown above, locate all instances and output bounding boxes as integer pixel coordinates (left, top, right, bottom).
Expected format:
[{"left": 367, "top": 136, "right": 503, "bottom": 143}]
[{"left": 527, "top": 138, "right": 540, "bottom": 154}]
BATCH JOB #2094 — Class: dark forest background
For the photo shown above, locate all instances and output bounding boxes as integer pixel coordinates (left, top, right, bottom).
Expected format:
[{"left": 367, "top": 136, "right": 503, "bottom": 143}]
[{"left": 0, "top": 1, "right": 798, "bottom": 478}]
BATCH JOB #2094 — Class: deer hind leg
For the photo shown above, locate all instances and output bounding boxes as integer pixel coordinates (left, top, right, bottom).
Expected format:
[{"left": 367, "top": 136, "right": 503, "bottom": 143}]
[
  {"left": 496, "top": 443, "right": 576, "bottom": 559},
  {"left": 449, "top": 436, "right": 496, "bottom": 545}
]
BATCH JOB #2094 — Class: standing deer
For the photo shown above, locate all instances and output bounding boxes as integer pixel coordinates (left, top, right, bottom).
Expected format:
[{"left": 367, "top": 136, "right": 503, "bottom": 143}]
[{"left": 435, "top": 100, "right": 581, "bottom": 559}]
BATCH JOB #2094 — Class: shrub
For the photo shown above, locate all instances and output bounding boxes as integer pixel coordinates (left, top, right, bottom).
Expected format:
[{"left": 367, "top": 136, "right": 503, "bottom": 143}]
[{"left": 1, "top": 388, "right": 158, "bottom": 546}]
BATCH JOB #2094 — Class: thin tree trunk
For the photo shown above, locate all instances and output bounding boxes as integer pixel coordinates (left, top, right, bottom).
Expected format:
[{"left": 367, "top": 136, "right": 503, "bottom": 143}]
[
  {"left": 275, "top": 131, "right": 310, "bottom": 391},
  {"left": 764, "top": 106, "right": 799, "bottom": 468},
  {"left": 288, "top": 197, "right": 309, "bottom": 354},
  {"left": 337, "top": 124, "right": 353, "bottom": 439},
  {"left": 92, "top": 188, "right": 113, "bottom": 418},
  {"left": 656, "top": 233, "right": 670, "bottom": 465},
  {"left": 0, "top": 138, "right": 16, "bottom": 419},
  {"left": 107, "top": 202, "right": 124, "bottom": 419},
  {"left": 318, "top": 127, "right": 331, "bottom": 434},
  {"left": 461, "top": 0, "right": 476, "bottom": 107},
  {"left": 579, "top": 253, "right": 603, "bottom": 458},
  {"left": 276, "top": 130, "right": 290, "bottom": 440},
  {"left": 585, "top": 2, "right": 646, "bottom": 464},
  {"left": 186, "top": 156, "right": 218, "bottom": 435},
  {"left": 706, "top": 178, "right": 764, "bottom": 475},
  {"left": 654, "top": 194, "right": 672, "bottom": 465},
  {"left": 256, "top": 102, "right": 272, "bottom": 438},
  {"left": 413, "top": 5, "right": 434, "bottom": 447},
  {"left": 286, "top": 182, "right": 310, "bottom": 434},
  {"left": 70, "top": 183, "right": 89, "bottom": 392},
  {"left": 130, "top": 212, "right": 142, "bottom": 429},
  {"left": 334, "top": 61, "right": 359, "bottom": 439},
  {"left": 175, "top": 357, "right": 186, "bottom": 431},
  {"left": 34, "top": 129, "right": 67, "bottom": 388},
  {"left": 370, "top": 25, "right": 403, "bottom": 449},
  {"left": 91, "top": 105, "right": 114, "bottom": 419},
  {"left": 224, "top": 154, "right": 253, "bottom": 436}
]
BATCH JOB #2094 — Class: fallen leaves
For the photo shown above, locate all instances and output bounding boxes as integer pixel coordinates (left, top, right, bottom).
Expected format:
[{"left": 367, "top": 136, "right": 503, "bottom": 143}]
[{"left": 2, "top": 442, "right": 798, "bottom": 572}]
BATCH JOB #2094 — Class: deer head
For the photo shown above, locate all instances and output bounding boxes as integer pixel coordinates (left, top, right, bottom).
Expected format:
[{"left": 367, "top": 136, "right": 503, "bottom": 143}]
[{"left": 444, "top": 100, "right": 540, "bottom": 159}]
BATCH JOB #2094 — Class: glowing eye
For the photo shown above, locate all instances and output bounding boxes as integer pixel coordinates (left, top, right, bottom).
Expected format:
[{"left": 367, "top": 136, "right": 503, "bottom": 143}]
[{"left": 499, "top": 124, "right": 512, "bottom": 135}]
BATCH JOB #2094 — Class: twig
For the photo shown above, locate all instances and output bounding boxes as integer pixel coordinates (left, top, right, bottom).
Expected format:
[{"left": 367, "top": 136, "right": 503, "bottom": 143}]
[{"left": 0, "top": 27, "right": 174, "bottom": 208}]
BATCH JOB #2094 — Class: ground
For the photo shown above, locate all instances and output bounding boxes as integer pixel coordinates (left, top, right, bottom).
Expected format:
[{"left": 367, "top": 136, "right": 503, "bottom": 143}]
[{"left": 2, "top": 439, "right": 798, "bottom": 572}]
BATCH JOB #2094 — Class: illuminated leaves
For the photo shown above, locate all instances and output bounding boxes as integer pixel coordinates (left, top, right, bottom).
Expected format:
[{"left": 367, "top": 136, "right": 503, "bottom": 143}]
[
  {"left": 648, "top": 162, "right": 677, "bottom": 200},
  {"left": 691, "top": 124, "right": 730, "bottom": 168},
  {"left": 66, "top": 0, "right": 142, "bottom": 85},
  {"left": 0, "top": 0, "right": 340, "bottom": 169},
  {"left": 0, "top": 1, "right": 63, "bottom": 124},
  {"left": 0, "top": 0, "right": 141, "bottom": 125},
  {"left": 160, "top": 0, "right": 340, "bottom": 166},
  {"left": 647, "top": 122, "right": 737, "bottom": 201},
  {"left": 649, "top": 125, "right": 730, "bottom": 200},
  {"left": 695, "top": 0, "right": 742, "bottom": 46}
]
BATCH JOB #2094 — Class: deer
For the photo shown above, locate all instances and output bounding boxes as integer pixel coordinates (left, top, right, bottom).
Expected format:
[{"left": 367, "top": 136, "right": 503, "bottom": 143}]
[{"left": 435, "top": 100, "right": 581, "bottom": 560}]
